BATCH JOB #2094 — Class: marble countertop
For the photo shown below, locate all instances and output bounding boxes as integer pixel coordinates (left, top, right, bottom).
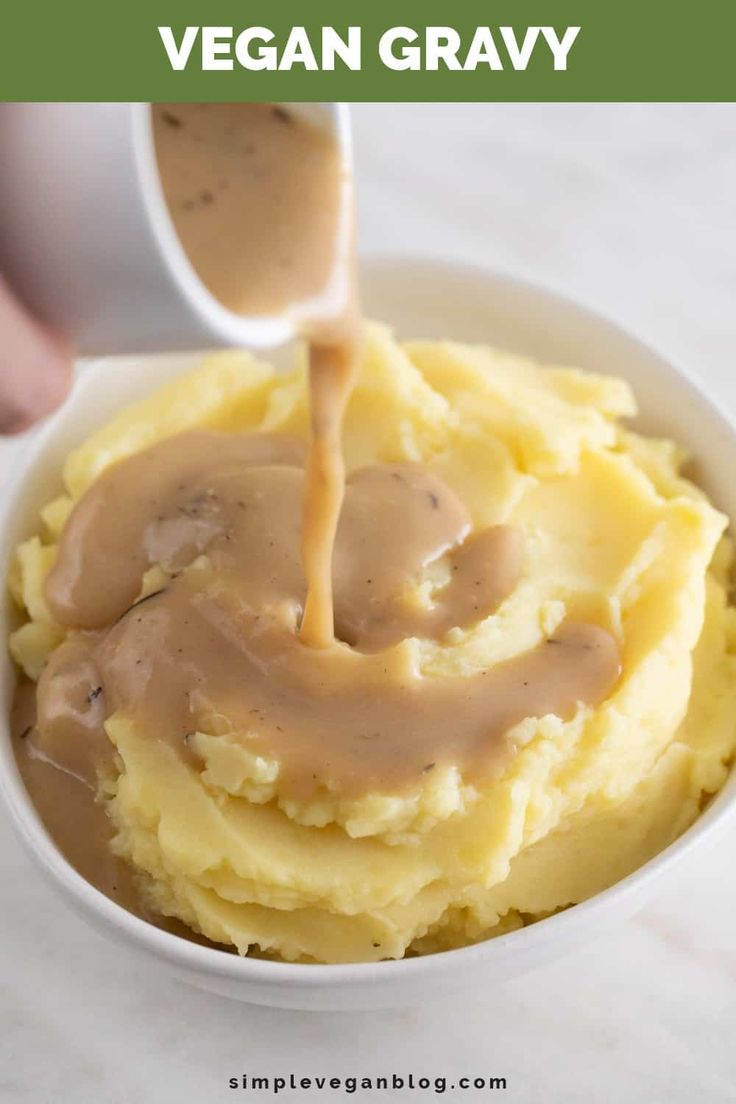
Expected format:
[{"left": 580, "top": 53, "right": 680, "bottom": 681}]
[{"left": 2, "top": 103, "right": 735, "bottom": 1102}]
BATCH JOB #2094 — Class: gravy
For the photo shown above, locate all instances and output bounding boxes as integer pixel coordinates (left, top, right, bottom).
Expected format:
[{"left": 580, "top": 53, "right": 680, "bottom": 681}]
[
  {"left": 153, "top": 100, "right": 360, "bottom": 648},
  {"left": 36, "top": 429, "right": 619, "bottom": 799},
  {"left": 152, "top": 103, "right": 345, "bottom": 318}
]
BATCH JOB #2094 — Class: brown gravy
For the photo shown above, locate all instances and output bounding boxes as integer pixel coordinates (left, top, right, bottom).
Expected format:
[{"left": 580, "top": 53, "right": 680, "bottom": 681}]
[
  {"left": 13, "top": 102, "right": 621, "bottom": 938},
  {"left": 152, "top": 103, "right": 345, "bottom": 318},
  {"left": 11, "top": 684, "right": 235, "bottom": 950},
  {"left": 153, "top": 100, "right": 360, "bottom": 648},
  {"left": 35, "top": 428, "right": 618, "bottom": 800}
]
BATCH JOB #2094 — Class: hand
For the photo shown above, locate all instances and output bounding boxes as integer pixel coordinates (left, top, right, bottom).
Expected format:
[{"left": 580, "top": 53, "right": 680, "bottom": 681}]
[{"left": 0, "top": 274, "right": 72, "bottom": 434}]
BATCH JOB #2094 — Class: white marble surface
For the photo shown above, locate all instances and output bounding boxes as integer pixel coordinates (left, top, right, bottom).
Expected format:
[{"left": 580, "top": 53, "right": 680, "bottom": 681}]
[{"left": 2, "top": 103, "right": 736, "bottom": 1102}]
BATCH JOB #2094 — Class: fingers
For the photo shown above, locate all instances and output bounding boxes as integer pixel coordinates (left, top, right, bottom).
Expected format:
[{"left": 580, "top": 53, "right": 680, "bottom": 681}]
[{"left": 0, "top": 274, "right": 73, "bottom": 434}]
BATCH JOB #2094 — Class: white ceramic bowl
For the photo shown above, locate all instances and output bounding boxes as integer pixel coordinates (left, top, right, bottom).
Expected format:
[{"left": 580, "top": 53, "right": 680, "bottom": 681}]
[{"left": 1, "top": 257, "right": 735, "bottom": 1011}]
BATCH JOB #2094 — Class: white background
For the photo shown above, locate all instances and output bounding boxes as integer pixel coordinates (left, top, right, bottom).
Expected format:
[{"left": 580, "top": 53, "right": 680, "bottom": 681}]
[{"left": 1, "top": 103, "right": 736, "bottom": 1102}]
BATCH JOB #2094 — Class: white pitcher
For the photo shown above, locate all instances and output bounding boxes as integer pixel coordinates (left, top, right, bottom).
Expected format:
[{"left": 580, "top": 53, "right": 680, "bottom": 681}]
[{"left": 0, "top": 102, "right": 352, "bottom": 356}]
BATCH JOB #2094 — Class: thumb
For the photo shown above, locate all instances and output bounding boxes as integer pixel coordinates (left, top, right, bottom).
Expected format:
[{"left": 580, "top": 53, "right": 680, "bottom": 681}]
[{"left": 0, "top": 274, "right": 73, "bottom": 434}]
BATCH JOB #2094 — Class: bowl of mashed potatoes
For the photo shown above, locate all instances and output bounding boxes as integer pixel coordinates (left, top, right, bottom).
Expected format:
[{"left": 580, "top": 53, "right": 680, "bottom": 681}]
[{"left": 1, "top": 257, "right": 735, "bottom": 1010}]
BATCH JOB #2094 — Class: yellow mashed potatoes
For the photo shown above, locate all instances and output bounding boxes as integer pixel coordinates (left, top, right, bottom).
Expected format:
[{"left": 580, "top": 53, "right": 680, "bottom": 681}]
[{"left": 9, "top": 324, "right": 736, "bottom": 963}]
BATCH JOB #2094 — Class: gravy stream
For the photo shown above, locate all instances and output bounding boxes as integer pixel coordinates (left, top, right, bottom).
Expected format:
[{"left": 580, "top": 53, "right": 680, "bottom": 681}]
[
  {"left": 153, "top": 101, "right": 360, "bottom": 646},
  {"left": 14, "top": 103, "right": 621, "bottom": 937}
]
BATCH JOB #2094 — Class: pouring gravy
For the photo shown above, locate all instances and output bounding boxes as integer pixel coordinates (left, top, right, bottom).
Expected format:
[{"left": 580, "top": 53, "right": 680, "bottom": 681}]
[{"left": 13, "top": 102, "right": 620, "bottom": 932}]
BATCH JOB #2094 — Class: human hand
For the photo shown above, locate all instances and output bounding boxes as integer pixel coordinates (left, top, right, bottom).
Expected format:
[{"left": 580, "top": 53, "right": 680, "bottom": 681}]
[{"left": 0, "top": 274, "right": 72, "bottom": 434}]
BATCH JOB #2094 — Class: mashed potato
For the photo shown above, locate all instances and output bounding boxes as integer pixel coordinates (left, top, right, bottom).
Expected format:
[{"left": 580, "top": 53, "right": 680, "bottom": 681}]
[{"left": 10, "top": 324, "right": 736, "bottom": 962}]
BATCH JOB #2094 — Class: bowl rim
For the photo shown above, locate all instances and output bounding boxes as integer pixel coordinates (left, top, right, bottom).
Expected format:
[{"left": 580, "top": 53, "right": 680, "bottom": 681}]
[{"left": 1, "top": 255, "right": 735, "bottom": 991}]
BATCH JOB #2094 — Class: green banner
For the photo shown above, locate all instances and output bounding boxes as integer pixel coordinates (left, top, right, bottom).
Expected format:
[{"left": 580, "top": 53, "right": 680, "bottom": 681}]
[{"left": 1, "top": 0, "right": 735, "bottom": 101}]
